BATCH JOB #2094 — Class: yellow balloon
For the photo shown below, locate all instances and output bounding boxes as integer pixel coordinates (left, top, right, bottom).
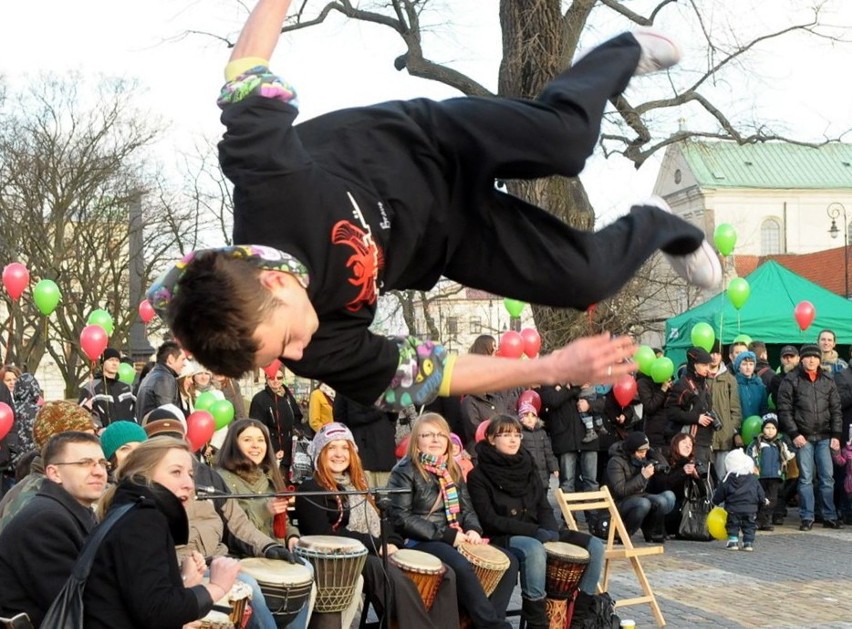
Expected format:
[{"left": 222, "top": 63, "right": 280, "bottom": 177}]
[{"left": 707, "top": 506, "right": 728, "bottom": 541}]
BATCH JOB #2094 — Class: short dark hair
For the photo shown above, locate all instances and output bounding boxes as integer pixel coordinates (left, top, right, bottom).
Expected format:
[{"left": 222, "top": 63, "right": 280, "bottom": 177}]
[
  {"left": 42, "top": 431, "right": 102, "bottom": 466},
  {"left": 155, "top": 341, "right": 183, "bottom": 365},
  {"left": 166, "top": 253, "right": 276, "bottom": 378},
  {"left": 817, "top": 329, "right": 836, "bottom": 342},
  {"left": 748, "top": 341, "right": 767, "bottom": 356}
]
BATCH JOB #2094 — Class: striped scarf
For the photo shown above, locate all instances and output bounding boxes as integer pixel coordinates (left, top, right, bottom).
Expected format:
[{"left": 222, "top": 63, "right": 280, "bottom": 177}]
[{"left": 419, "top": 452, "right": 461, "bottom": 529}]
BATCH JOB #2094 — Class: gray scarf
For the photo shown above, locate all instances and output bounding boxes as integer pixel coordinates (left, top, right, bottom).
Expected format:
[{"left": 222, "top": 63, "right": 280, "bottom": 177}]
[{"left": 334, "top": 472, "right": 381, "bottom": 537}]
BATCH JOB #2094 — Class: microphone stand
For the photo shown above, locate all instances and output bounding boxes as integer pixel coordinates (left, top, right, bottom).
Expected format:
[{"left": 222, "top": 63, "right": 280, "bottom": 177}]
[{"left": 375, "top": 492, "right": 394, "bottom": 629}]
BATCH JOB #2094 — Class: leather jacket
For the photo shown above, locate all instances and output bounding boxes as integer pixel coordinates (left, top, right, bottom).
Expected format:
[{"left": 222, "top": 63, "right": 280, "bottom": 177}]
[{"left": 386, "top": 456, "right": 483, "bottom": 544}]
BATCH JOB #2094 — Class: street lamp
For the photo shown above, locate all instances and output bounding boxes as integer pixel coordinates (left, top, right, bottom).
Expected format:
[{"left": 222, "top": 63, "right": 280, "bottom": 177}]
[{"left": 827, "top": 202, "right": 849, "bottom": 298}]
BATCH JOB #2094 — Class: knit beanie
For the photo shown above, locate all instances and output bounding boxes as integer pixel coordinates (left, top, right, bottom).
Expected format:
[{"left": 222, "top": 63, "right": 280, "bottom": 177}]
[
  {"left": 623, "top": 431, "right": 650, "bottom": 454},
  {"left": 517, "top": 401, "right": 538, "bottom": 418},
  {"left": 101, "top": 348, "right": 121, "bottom": 363},
  {"left": 33, "top": 401, "right": 98, "bottom": 448},
  {"left": 724, "top": 449, "right": 756, "bottom": 477},
  {"left": 799, "top": 344, "right": 821, "bottom": 360},
  {"left": 686, "top": 346, "right": 712, "bottom": 366},
  {"left": 143, "top": 404, "right": 188, "bottom": 439},
  {"left": 308, "top": 422, "right": 356, "bottom": 466},
  {"left": 449, "top": 433, "right": 464, "bottom": 451},
  {"left": 100, "top": 421, "right": 148, "bottom": 460},
  {"left": 761, "top": 413, "right": 779, "bottom": 429},
  {"left": 733, "top": 350, "right": 756, "bottom": 373}
]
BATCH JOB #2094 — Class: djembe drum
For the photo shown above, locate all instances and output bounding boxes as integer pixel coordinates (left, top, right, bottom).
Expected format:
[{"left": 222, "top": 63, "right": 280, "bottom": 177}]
[
  {"left": 457, "top": 542, "right": 511, "bottom": 597},
  {"left": 388, "top": 549, "right": 447, "bottom": 611},
  {"left": 543, "top": 542, "right": 590, "bottom": 629},
  {"left": 294, "top": 535, "right": 367, "bottom": 613},
  {"left": 239, "top": 557, "right": 313, "bottom": 626}
]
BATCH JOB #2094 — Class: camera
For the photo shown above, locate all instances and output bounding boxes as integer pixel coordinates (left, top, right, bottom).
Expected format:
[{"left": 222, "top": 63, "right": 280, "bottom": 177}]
[
  {"left": 707, "top": 409, "right": 723, "bottom": 432},
  {"left": 645, "top": 450, "right": 670, "bottom": 474},
  {"left": 694, "top": 461, "right": 708, "bottom": 477}
]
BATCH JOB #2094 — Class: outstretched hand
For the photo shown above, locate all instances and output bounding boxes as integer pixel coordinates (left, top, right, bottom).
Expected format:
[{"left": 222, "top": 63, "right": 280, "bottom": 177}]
[{"left": 542, "top": 333, "right": 636, "bottom": 386}]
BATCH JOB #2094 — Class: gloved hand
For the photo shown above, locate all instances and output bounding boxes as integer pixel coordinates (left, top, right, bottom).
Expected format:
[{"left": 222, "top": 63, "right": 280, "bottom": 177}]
[
  {"left": 534, "top": 528, "right": 559, "bottom": 543},
  {"left": 263, "top": 543, "right": 296, "bottom": 563}
]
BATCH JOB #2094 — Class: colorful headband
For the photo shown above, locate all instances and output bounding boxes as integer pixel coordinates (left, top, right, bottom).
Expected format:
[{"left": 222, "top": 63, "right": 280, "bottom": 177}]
[{"left": 146, "top": 244, "right": 310, "bottom": 319}]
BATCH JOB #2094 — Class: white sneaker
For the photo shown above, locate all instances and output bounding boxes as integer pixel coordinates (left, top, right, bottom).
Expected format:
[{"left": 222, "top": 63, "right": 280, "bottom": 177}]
[
  {"left": 643, "top": 196, "right": 723, "bottom": 290},
  {"left": 633, "top": 30, "right": 682, "bottom": 75}
]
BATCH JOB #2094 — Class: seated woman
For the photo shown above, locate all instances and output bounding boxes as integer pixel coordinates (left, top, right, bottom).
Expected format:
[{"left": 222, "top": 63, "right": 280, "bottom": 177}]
[
  {"left": 648, "top": 433, "right": 702, "bottom": 537},
  {"left": 83, "top": 438, "right": 241, "bottom": 628},
  {"left": 295, "top": 423, "right": 458, "bottom": 627},
  {"left": 388, "top": 413, "right": 519, "bottom": 629},
  {"left": 467, "top": 415, "right": 605, "bottom": 629},
  {"left": 215, "top": 419, "right": 299, "bottom": 548}
]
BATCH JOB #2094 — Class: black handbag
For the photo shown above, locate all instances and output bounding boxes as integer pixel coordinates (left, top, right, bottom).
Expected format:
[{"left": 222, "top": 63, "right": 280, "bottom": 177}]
[
  {"left": 677, "top": 476, "right": 713, "bottom": 541},
  {"left": 40, "top": 502, "right": 137, "bottom": 629}
]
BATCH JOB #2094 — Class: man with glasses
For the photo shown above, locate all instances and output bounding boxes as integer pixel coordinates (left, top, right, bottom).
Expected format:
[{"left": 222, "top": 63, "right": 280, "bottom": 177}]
[
  {"left": 249, "top": 366, "right": 303, "bottom": 474},
  {"left": 0, "top": 432, "right": 107, "bottom": 625}
]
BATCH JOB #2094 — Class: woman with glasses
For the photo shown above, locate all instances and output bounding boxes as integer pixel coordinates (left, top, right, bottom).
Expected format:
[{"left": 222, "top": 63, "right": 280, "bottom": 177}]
[
  {"left": 387, "top": 413, "right": 518, "bottom": 629},
  {"left": 467, "top": 415, "right": 605, "bottom": 628},
  {"left": 249, "top": 366, "right": 303, "bottom": 475},
  {"left": 84, "top": 438, "right": 241, "bottom": 628}
]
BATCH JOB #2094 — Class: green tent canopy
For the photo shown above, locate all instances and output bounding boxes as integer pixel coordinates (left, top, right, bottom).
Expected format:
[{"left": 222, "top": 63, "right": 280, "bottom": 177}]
[{"left": 664, "top": 260, "right": 852, "bottom": 367}]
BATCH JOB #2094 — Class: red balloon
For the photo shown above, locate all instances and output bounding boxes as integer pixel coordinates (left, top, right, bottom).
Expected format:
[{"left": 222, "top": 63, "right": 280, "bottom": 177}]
[
  {"left": 186, "top": 410, "right": 216, "bottom": 452},
  {"left": 263, "top": 359, "right": 283, "bottom": 380},
  {"left": 0, "top": 402, "right": 13, "bottom": 440},
  {"left": 518, "top": 389, "right": 542, "bottom": 414},
  {"left": 138, "top": 299, "right": 156, "bottom": 324},
  {"left": 794, "top": 300, "right": 816, "bottom": 331},
  {"left": 475, "top": 419, "right": 491, "bottom": 443},
  {"left": 613, "top": 375, "right": 638, "bottom": 408},
  {"left": 2, "top": 263, "right": 29, "bottom": 301},
  {"left": 500, "top": 331, "right": 524, "bottom": 359},
  {"left": 395, "top": 435, "right": 410, "bottom": 459},
  {"left": 80, "top": 324, "right": 109, "bottom": 362},
  {"left": 520, "top": 328, "right": 542, "bottom": 358}
]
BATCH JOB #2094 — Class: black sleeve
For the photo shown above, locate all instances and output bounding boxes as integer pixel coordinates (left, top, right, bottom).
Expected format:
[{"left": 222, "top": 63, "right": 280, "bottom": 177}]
[
  {"left": 248, "top": 392, "right": 267, "bottom": 422},
  {"left": 466, "top": 471, "right": 537, "bottom": 538}
]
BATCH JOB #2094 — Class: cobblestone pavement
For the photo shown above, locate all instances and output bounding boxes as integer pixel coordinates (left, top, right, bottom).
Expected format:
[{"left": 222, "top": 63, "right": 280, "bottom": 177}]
[{"left": 507, "top": 523, "right": 852, "bottom": 628}]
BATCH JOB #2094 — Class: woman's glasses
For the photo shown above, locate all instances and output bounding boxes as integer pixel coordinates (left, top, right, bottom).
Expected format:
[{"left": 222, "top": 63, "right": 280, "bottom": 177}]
[{"left": 418, "top": 432, "right": 449, "bottom": 441}]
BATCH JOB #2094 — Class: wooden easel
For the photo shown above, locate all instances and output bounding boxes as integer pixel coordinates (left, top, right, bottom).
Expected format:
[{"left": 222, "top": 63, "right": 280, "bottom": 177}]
[{"left": 555, "top": 486, "right": 666, "bottom": 627}]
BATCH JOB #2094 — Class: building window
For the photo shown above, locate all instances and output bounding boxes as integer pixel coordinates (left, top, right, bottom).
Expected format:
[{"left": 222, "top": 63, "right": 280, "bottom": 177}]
[
  {"left": 470, "top": 316, "right": 482, "bottom": 334},
  {"left": 760, "top": 218, "right": 782, "bottom": 255},
  {"left": 674, "top": 169, "right": 682, "bottom": 184},
  {"left": 446, "top": 316, "right": 458, "bottom": 335}
]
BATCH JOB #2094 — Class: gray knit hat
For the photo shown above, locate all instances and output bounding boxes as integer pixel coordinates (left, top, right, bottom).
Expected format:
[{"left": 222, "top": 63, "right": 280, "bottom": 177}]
[{"left": 308, "top": 422, "right": 356, "bottom": 466}]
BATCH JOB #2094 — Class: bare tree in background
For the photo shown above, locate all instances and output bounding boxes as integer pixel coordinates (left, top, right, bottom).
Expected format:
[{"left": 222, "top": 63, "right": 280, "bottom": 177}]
[
  {"left": 0, "top": 75, "right": 194, "bottom": 396},
  {"left": 208, "top": 0, "right": 848, "bottom": 349}
]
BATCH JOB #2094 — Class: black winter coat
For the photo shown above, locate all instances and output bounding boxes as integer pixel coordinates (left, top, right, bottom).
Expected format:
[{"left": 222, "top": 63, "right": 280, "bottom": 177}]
[
  {"left": 249, "top": 385, "right": 303, "bottom": 463},
  {"left": 333, "top": 395, "right": 397, "bottom": 472},
  {"left": 0, "top": 382, "right": 15, "bottom": 471},
  {"left": 135, "top": 363, "right": 180, "bottom": 421},
  {"left": 520, "top": 422, "right": 558, "bottom": 490},
  {"left": 83, "top": 480, "right": 213, "bottom": 629},
  {"left": 833, "top": 367, "right": 852, "bottom": 445},
  {"left": 0, "top": 479, "right": 97, "bottom": 626},
  {"left": 712, "top": 473, "right": 765, "bottom": 516},
  {"left": 467, "top": 446, "right": 558, "bottom": 548},
  {"left": 295, "top": 477, "right": 404, "bottom": 552},
  {"left": 777, "top": 366, "right": 843, "bottom": 442},
  {"left": 605, "top": 442, "right": 650, "bottom": 505},
  {"left": 665, "top": 373, "right": 714, "bottom": 447},
  {"left": 539, "top": 384, "right": 598, "bottom": 454},
  {"left": 387, "top": 457, "right": 482, "bottom": 545},
  {"left": 637, "top": 374, "right": 668, "bottom": 448},
  {"left": 78, "top": 376, "right": 136, "bottom": 428}
]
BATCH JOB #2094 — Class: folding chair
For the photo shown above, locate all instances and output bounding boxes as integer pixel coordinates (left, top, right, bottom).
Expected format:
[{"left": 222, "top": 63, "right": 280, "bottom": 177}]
[{"left": 555, "top": 486, "right": 666, "bottom": 627}]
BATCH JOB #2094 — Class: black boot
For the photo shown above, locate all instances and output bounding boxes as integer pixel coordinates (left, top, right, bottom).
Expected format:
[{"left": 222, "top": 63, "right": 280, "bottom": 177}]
[
  {"left": 570, "top": 591, "right": 595, "bottom": 628},
  {"left": 522, "top": 596, "right": 549, "bottom": 629}
]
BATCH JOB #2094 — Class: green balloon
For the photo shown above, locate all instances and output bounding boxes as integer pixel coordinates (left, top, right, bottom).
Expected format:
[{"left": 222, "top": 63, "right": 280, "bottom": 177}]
[
  {"left": 33, "top": 279, "right": 61, "bottom": 316},
  {"left": 690, "top": 322, "right": 715, "bottom": 352},
  {"left": 503, "top": 298, "right": 527, "bottom": 318},
  {"left": 714, "top": 223, "right": 737, "bottom": 256},
  {"left": 195, "top": 391, "right": 218, "bottom": 412},
  {"left": 733, "top": 333, "right": 753, "bottom": 346},
  {"left": 741, "top": 415, "right": 763, "bottom": 443},
  {"left": 650, "top": 357, "right": 674, "bottom": 384},
  {"left": 635, "top": 345, "right": 656, "bottom": 376},
  {"left": 210, "top": 399, "right": 235, "bottom": 430},
  {"left": 727, "top": 277, "right": 751, "bottom": 310},
  {"left": 117, "top": 362, "right": 136, "bottom": 385},
  {"left": 87, "top": 309, "right": 114, "bottom": 336}
]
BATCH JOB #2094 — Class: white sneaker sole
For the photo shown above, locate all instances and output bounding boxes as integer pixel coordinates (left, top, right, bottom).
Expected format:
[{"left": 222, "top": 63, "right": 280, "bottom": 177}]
[
  {"left": 633, "top": 29, "right": 682, "bottom": 75},
  {"left": 641, "top": 195, "right": 722, "bottom": 290}
]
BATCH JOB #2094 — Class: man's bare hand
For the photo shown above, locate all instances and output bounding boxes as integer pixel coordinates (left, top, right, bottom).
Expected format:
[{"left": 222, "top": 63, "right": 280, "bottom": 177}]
[{"left": 543, "top": 334, "right": 636, "bottom": 386}]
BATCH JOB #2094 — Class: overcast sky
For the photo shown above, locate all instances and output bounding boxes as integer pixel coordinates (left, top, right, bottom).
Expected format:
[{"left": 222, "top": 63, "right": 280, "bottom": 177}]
[{"left": 2, "top": 0, "right": 850, "bottom": 226}]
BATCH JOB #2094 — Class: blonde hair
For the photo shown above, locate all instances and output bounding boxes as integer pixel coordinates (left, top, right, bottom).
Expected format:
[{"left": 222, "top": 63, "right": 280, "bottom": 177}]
[
  {"left": 407, "top": 413, "right": 462, "bottom": 483},
  {"left": 98, "top": 438, "right": 191, "bottom": 519}
]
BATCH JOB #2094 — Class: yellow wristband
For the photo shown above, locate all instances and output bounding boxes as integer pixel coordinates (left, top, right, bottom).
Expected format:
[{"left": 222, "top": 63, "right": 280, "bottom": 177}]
[
  {"left": 225, "top": 57, "right": 270, "bottom": 82},
  {"left": 437, "top": 354, "right": 458, "bottom": 398}
]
